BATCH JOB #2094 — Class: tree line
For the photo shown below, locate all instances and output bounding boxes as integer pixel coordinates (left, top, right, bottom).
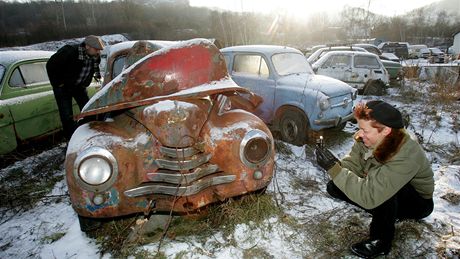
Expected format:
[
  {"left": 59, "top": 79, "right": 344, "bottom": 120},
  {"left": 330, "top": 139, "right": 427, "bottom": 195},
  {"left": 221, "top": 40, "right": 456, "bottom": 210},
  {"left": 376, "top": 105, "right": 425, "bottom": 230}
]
[{"left": 0, "top": 0, "right": 459, "bottom": 49}]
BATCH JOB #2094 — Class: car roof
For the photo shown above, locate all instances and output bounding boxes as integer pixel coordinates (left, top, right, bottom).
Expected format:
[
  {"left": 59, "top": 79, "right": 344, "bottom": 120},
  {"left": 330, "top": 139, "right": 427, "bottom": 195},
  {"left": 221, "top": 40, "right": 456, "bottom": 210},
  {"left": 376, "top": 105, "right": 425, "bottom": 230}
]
[
  {"left": 0, "top": 50, "right": 54, "bottom": 67},
  {"left": 221, "top": 45, "right": 302, "bottom": 55},
  {"left": 320, "top": 50, "right": 379, "bottom": 58}
]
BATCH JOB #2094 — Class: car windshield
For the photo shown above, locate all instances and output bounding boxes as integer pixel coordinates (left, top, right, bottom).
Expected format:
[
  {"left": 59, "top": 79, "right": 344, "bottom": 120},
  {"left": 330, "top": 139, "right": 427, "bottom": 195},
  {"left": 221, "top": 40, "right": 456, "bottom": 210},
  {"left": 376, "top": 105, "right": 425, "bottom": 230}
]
[{"left": 272, "top": 53, "right": 313, "bottom": 76}]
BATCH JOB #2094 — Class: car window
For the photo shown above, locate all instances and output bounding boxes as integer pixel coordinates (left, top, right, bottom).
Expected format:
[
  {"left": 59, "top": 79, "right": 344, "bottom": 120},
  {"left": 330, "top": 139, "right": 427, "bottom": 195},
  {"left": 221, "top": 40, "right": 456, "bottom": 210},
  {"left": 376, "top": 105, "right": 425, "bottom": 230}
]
[
  {"left": 0, "top": 65, "right": 6, "bottom": 85},
  {"left": 321, "top": 54, "right": 351, "bottom": 68},
  {"left": 9, "top": 62, "right": 49, "bottom": 88},
  {"left": 272, "top": 53, "right": 312, "bottom": 76},
  {"left": 112, "top": 55, "right": 126, "bottom": 79},
  {"left": 354, "top": 56, "right": 380, "bottom": 69},
  {"left": 223, "top": 55, "right": 230, "bottom": 68},
  {"left": 232, "top": 54, "right": 269, "bottom": 78}
]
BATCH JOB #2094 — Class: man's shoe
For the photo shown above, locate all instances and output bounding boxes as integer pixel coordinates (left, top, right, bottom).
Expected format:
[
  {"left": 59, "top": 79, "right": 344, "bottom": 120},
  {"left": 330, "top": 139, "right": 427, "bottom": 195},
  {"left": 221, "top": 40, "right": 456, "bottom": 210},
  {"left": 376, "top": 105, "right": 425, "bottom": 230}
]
[{"left": 350, "top": 239, "right": 391, "bottom": 258}]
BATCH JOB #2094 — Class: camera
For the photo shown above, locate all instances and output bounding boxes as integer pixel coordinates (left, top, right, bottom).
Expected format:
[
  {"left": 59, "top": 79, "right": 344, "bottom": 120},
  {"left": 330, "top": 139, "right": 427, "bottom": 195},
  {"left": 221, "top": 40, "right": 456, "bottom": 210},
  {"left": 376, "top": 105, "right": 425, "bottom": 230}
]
[{"left": 316, "top": 135, "right": 324, "bottom": 149}]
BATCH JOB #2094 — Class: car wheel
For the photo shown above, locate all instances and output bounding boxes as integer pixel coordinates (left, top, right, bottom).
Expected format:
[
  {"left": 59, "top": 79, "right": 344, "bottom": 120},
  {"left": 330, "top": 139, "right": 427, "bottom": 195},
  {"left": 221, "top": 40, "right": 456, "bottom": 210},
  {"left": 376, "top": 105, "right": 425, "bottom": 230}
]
[
  {"left": 279, "top": 109, "right": 307, "bottom": 146},
  {"left": 78, "top": 215, "right": 102, "bottom": 232},
  {"left": 363, "top": 80, "right": 385, "bottom": 96}
]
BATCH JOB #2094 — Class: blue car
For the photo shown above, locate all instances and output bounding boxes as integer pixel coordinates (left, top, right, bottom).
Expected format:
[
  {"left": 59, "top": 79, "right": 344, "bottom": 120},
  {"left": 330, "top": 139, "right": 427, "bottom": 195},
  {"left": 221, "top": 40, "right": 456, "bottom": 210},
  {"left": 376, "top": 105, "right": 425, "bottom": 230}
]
[{"left": 221, "top": 45, "right": 357, "bottom": 145}]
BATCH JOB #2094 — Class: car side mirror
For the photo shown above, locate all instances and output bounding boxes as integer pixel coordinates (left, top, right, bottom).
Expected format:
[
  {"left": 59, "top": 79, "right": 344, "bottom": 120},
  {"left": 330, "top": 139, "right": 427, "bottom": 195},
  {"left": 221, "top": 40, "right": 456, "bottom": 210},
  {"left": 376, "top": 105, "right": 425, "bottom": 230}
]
[{"left": 313, "top": 67, "right": 318, "bottom": 73}]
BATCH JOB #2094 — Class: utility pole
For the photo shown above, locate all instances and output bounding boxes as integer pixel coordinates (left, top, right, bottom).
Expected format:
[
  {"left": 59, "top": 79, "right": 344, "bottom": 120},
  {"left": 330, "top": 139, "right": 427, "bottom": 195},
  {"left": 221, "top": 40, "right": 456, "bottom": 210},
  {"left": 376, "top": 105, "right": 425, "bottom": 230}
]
[{"left": 58, "top": 0, "right": 67, "bottom": 31}]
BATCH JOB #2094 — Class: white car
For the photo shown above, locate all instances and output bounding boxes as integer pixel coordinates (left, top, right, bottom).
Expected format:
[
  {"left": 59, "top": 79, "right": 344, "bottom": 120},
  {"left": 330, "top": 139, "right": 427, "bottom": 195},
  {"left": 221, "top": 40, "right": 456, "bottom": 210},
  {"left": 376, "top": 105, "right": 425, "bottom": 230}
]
[{"left": 312, "top": 51, "right": 389, "bottom": 93}]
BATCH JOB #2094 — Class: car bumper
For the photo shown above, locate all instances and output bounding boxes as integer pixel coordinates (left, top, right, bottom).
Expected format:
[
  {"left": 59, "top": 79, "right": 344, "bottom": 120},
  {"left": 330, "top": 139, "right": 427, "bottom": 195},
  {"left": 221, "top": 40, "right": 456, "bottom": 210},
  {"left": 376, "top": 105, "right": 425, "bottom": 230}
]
[{"left": 314, "top": 111, "right": 354, "bottom": 127}]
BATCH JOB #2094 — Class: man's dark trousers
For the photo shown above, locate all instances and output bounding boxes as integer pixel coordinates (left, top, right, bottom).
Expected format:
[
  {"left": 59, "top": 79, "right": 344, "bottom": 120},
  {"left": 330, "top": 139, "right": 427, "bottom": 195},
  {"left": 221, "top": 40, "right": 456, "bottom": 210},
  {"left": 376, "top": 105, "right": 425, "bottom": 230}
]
[
  {"left": 52, "top": 85, "right": 89, "bottom": 139},
  {"left": 326, "top": 181, "right": 433, "bottom": 244}
]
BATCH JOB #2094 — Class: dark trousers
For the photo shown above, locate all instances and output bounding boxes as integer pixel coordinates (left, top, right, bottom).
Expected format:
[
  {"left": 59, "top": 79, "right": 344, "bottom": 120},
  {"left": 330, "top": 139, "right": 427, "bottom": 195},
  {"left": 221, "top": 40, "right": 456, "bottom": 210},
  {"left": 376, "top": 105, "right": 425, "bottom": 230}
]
[
  {"left": 327, "top": 180, "right": 433, "bottom": 244},
  {"left": 52, "top": 85, "right": 89, "bottom": 139}
]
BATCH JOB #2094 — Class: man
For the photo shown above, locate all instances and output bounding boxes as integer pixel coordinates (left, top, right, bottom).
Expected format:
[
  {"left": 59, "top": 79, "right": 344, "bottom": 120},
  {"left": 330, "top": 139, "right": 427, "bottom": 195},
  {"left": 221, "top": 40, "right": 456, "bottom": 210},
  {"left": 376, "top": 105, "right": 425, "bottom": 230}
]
[
  {"left": 46, "top": 35, "right": 104, "bottom": 139},
  {"left": 315, "top": 100, "right": 434, "bottom": 258}
]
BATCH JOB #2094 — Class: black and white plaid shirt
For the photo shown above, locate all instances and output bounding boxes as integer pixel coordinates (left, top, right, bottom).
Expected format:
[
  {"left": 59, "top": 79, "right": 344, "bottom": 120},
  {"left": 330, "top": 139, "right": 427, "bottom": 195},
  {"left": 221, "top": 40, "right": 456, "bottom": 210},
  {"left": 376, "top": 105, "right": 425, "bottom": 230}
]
[{"left": 75, "top": 45, "right": 100, "bottom": 85}]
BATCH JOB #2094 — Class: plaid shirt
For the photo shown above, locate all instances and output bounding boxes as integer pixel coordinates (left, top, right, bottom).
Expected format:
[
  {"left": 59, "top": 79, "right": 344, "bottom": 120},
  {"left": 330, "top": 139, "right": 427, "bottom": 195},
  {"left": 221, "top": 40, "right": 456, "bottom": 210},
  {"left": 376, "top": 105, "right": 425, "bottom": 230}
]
[{"left": 75, "top": 45, "right": 100, "bottom": 85}]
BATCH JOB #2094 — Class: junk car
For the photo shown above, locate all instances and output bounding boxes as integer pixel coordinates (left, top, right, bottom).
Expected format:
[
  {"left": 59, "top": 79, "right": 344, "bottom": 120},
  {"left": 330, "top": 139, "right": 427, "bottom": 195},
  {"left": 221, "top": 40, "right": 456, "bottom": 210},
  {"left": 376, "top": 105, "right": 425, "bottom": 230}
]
[
  {"left": 0, "top": 51, "right": 98, "bottom": 155},
  {"left": 65, "top": 39, "right": 275, "bottom": 231},
  {"left": 312, "top": 51, "right": 390, "bottom": 95},
  {"left": 221, "top": 45, "right": 357, "bottom": 145}
]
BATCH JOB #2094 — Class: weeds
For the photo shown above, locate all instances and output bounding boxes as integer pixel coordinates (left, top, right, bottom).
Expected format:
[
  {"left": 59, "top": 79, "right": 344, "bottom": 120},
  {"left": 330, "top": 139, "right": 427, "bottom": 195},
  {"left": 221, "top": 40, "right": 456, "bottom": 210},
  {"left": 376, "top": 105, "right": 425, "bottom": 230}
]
[
  {"left": 0, "top": 146, "right": 66, "bottom": 225},
  {"left": 88, "top": 193, "right": 282, "bottom": 257}
]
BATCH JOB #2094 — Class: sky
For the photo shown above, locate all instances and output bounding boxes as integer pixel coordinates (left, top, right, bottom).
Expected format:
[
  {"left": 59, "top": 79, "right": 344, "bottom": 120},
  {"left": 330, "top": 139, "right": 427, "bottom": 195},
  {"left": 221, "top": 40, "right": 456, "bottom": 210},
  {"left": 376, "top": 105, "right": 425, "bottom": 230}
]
[{"left": 189, "top": 0, "right": 443, "bottom": 19}]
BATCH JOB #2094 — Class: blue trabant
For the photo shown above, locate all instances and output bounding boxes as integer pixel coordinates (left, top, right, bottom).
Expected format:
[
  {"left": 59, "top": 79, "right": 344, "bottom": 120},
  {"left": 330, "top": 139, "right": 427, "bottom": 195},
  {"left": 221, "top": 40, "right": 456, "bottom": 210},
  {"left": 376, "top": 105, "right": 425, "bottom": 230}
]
[{"left": 221, "top": 45, "right": 357, "bottom": 145}]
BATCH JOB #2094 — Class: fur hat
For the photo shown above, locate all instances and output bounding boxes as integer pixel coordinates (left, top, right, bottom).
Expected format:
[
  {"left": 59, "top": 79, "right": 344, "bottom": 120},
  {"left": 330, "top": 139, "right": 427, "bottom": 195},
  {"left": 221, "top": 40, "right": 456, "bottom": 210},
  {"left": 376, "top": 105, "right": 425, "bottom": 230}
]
[
  {"left": 366, "top": 100, "right": 404, "bottom": 129},
  {"left": 84, "top": 35, "right": 105, "bottom": 50}
]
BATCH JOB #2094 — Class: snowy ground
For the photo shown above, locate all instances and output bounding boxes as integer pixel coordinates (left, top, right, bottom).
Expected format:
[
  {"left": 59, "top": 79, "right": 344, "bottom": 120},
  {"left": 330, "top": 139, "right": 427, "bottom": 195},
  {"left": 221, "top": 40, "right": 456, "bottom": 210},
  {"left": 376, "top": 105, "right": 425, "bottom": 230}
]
[{"left": 1, "top": 79, "right": 459, "bottom": 258}]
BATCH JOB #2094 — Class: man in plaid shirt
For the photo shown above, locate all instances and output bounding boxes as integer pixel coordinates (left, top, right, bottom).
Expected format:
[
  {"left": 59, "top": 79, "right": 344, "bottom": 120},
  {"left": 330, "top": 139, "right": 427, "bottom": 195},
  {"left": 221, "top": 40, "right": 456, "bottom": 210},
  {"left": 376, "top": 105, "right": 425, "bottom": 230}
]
[{"left": 47, "top": 35, "right": 104, "bottom": 139}]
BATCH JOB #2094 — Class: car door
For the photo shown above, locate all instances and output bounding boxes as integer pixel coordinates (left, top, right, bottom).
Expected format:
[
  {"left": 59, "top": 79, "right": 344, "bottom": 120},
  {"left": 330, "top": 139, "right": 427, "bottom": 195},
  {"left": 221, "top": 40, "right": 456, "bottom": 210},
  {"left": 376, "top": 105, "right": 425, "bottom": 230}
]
[
  {"left": 228, "top": 53, "right": 275, "bottom": 123},
  {"left": 0, "top": 59, "right": 61, "bottom": 142},
  {"left": 316, "top": 54, "right": 353, "bottom": 83},
  {"left": 352, "top": 55, "right": 386, "bottom": 85}
]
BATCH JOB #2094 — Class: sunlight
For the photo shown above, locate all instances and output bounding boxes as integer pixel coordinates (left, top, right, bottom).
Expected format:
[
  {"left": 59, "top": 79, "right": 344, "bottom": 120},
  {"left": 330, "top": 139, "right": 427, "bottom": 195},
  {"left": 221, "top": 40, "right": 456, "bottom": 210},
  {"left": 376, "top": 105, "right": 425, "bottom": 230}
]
[{"left": 189, "top": 0, "right": 443, "bottom": 19}]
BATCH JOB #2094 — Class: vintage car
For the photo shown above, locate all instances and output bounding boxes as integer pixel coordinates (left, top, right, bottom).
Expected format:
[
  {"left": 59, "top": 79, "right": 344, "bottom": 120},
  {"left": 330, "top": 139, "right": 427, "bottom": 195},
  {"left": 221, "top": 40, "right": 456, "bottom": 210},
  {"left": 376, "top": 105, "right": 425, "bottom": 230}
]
[
  {"left": 312, "top": 51, "right": 390, "bottom": 94},
  {"left": 65, "top": 39, "right": 275, "bottom": 232},
  {"left": 221, "top": 45, "right": 357, "bottom": 145},
  {"left": 352, "top": 43, "right": 403, "bottom": 81},
  {"left": 0, "top": 51, "right": 98, "bottom": 155}
]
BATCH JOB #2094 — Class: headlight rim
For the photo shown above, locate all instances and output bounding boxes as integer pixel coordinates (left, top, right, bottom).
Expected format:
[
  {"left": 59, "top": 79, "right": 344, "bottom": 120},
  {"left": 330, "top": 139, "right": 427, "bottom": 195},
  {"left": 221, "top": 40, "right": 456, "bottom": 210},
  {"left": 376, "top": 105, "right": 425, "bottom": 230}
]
[
  {"left": 318, "top": 96, "right": 331, "bottom": 111},
  {"left": 73, "top": 147, "right": 118, "bottom": 193},
  {"left": 239, "top": 129, "right": 272, "bottom": 169}
]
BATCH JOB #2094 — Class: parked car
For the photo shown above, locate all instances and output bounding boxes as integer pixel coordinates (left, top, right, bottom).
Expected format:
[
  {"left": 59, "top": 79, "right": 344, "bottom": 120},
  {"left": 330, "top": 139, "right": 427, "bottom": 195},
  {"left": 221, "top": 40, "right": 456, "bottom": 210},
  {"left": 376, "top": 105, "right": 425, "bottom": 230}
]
[
  {"left": 353, "top": 43, "right": 403, "bottom": 81},
  {"left": 65, "top": 39, "right": 275, "bottom": 232},
  {"left": 378, "top": 42, "right": 409, "bottom": 59},
  {"left": 221, "top": 45, "right": 357, "bottom": 145},
  {"left": 428, "top": 47, "right": 445, "bottom": 63},
  {"left": 0, "top": 51, "right": 98, "bottom": 155},
  {"left": 408, "top": 44, "right": 428, "bottom": 59},
  {"left": 312, "top": 51, "right": 389, "bottom": 94}
]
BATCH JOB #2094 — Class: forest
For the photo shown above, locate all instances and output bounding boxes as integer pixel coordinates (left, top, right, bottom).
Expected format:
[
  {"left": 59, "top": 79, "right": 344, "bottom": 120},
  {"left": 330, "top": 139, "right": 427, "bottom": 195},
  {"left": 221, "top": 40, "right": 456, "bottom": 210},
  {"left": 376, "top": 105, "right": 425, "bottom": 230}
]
[{"left": 1, "top": 0, "right": 459, "bottom": 49}]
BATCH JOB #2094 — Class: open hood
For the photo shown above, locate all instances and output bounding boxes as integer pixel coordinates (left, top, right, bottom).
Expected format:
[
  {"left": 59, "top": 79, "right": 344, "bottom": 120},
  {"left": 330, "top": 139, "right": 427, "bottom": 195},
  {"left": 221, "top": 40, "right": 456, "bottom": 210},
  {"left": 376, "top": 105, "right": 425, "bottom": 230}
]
[{"left": 78, "top": 39, "right": 245, "bottom": 119}]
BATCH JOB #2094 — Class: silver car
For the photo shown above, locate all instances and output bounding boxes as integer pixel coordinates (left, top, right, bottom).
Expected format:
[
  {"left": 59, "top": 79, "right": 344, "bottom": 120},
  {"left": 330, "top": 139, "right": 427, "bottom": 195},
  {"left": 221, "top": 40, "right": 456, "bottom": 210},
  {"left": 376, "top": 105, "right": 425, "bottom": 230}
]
[{"left": 312, "top": 51, "right": 390, "bottom": 91}]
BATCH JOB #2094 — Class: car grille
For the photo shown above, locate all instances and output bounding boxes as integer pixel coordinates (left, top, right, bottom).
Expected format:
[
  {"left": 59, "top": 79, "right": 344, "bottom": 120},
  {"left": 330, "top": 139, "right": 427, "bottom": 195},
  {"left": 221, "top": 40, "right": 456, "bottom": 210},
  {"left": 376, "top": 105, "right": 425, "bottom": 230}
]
[{"left": 124, "top": 145, "right": 235, "bottom": 197}]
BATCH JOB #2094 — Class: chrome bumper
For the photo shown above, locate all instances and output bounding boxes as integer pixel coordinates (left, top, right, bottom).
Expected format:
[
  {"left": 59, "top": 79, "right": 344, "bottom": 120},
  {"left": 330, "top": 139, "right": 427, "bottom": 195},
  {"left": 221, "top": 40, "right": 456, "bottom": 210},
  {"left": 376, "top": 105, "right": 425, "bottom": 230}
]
[{"left": 314, "top": 112, "right": 354, "bottom": 127}]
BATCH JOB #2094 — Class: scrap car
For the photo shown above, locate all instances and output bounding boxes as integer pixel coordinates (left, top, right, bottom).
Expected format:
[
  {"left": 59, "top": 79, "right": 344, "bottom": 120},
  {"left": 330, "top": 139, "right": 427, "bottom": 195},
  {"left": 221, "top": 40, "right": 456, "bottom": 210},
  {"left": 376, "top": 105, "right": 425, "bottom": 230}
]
[
  {"left": 65, "top": 39, "right": 275, "bottom": 231},
  {"left": 221, "top": 45, "right": 357, "bottom": 145},
  {"left": 312, "top": 51, "right": 390, "bottom": 94}
]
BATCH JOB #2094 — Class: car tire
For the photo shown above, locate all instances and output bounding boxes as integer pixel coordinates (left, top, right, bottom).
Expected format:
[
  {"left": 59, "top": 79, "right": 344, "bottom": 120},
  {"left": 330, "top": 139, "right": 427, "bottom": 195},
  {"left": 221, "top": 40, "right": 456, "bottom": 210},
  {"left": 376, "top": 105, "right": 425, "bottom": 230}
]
[
  {"left": 78, "top": 215, "right": 102, "bottom": 232},
  {"left": 279, "top": 109, "right": 308, "bottom": 146},
  {"left": 363, "top": 80, "right": 385, "bottom": 96}
]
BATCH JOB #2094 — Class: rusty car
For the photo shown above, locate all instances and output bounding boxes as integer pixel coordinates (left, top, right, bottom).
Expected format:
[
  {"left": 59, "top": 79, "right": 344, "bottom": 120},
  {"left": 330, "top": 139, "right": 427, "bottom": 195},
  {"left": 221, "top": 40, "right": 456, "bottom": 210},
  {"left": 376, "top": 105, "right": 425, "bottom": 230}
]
[{"left": 64, "top": 39, "right": 275, "bottom": 232}]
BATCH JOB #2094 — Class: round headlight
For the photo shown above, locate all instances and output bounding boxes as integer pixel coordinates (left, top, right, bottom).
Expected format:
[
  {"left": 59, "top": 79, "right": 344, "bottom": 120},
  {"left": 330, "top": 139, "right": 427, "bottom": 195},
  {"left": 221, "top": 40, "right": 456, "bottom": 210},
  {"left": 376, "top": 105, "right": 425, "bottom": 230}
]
[
  {"left": 240, "top": 130, "right": 272, "bottom": 169},
  {"left": 245, "top": 138, "right": 269, "bottom": 163},
  {"left": 73, "top": 147, "right": 118, "bottom": 192},
  {"left": 79, "top": 157, "right": 112, "bottom": 185},
  {"left": 318, "top": 96, "right": 330, "bottom": 111}
]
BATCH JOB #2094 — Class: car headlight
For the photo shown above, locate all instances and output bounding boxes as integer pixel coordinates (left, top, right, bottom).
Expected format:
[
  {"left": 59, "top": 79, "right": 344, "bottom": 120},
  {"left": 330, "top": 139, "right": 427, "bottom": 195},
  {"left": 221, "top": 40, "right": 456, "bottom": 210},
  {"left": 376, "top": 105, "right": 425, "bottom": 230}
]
[
  {"left": 79, "top": 157, "right": 111, "bottom": 185},
  {"left": 239, "top": 129, "right": 272, "bottom": 169},
  {"left": 318, "top": 96, "right": 330, "bottom": 111},
  {"left": 73, "top": 147, "right": 118, "bottom": 192},
  {"left": 351, "top": 89, "right": 358, "bottom": 100}
]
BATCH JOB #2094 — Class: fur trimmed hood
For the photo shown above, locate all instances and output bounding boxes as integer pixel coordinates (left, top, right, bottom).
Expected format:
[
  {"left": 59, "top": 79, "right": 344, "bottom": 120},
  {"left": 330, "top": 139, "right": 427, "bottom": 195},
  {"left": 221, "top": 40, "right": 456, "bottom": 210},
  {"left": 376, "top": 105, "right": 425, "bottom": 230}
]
[{"left": 354, "top": 129, "right": 407, "bottom": 163}]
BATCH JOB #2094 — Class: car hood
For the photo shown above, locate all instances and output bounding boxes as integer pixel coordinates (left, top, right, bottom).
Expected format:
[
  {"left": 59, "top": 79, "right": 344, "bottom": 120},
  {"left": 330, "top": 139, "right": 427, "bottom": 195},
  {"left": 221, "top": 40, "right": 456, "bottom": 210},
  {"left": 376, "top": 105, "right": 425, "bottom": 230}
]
[
  {"left": 277, "top": 73, "right": 353, "bottom": 97},
  {"left": 78, "top": 39, "right": 249, "bottom": 119}
]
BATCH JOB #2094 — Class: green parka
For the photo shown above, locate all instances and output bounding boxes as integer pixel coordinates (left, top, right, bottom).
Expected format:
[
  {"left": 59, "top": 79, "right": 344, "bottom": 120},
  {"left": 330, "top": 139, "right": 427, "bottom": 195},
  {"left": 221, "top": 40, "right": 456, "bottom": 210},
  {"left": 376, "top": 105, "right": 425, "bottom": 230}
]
[{"left": 328, "top": 130, "right": 434, "bottom": 210}]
